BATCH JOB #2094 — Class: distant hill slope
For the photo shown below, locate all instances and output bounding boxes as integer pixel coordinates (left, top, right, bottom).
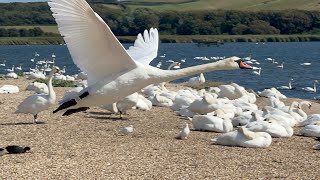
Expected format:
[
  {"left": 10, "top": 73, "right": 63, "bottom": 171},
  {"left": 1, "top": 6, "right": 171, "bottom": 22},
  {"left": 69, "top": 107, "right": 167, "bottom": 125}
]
[{"left": 118, "top": 0, "right": 320, "bottom": 11}]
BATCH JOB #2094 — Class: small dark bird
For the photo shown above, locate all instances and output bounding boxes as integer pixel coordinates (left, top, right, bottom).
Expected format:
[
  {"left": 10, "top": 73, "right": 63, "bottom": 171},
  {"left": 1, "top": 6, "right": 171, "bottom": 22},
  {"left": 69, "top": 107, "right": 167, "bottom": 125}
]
[{"left": 5, "top": 145, "right": 30, "bottom": 154}]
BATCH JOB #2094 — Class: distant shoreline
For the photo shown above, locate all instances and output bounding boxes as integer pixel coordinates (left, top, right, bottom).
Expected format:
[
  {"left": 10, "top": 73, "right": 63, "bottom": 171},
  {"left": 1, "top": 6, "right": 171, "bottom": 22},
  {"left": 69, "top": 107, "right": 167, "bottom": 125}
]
[{"left": 1, "top": 34, "right": 320, "bottom": 45}]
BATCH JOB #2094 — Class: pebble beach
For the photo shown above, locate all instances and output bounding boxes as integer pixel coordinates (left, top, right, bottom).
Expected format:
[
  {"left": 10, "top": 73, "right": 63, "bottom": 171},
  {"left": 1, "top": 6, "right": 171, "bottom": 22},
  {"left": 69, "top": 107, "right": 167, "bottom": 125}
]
[{"left": 0, "top": 78, "right": 320, "bottom": 179}]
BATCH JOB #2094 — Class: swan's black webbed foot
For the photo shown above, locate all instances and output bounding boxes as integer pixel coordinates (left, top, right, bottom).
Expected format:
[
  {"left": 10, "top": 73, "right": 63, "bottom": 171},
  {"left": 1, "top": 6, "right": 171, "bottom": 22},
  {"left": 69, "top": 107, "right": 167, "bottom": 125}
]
[
  {"left": 53, "top": 99, "right": 77, "bottom": 113},
  {"left": 79, "top": 91, "right": 89, "bottom": 99},
  {"left": 53, "top": 91, "right": 90, "bottom": 114},
  {"left": 62, "top": 107, "right": 90, "bottom": 116}
]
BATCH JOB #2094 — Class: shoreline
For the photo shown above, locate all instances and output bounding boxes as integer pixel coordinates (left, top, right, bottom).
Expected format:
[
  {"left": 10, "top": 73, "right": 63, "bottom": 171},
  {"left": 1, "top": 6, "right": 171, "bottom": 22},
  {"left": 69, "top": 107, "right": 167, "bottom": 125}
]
[{"left": 1, "top": 34, "right": 320, "bottom": 45}]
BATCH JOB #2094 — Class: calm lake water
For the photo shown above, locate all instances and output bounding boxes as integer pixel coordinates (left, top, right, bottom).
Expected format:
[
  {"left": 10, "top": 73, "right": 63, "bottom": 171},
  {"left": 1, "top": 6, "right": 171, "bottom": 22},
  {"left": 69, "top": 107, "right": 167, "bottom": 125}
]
[{"left": 0, "top": 42, "right": 319, "bottom": 100}]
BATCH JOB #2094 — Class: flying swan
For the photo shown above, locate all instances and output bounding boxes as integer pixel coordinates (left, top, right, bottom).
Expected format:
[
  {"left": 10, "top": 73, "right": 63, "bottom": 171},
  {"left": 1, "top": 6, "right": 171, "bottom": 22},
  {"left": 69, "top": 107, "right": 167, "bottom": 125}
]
[{"left": 48, "top": 0, "right": 252, "bottom": 116}]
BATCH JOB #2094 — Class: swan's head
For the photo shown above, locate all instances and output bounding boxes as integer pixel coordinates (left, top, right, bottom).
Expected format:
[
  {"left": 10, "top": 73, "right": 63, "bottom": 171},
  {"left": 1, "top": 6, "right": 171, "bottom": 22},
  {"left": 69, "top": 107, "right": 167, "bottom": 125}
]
[
  {"left": 300, "top": 101, "right": 312, "bottom": 110},
  {"left": 173, "top": 62, "right": 181, "bottom": 69},
  {"left": 236, "top": 60, "right": 252, "bottom": 69},
  {"left": 52, "top": 66, "right": 61, "bottom": 74},
  {"left": 229, "top": 56, "right": 253, "bottom": 69}
]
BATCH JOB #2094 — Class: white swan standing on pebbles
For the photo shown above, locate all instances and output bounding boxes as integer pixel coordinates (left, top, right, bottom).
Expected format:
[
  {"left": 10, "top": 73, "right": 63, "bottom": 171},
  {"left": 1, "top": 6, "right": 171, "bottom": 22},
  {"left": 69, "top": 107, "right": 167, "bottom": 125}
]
[
  {"left": 48, "top": 0, "right": 252, "bottom": 116},
  {"left": 15, "top": 67, "right": 61, "bottom": 123}
]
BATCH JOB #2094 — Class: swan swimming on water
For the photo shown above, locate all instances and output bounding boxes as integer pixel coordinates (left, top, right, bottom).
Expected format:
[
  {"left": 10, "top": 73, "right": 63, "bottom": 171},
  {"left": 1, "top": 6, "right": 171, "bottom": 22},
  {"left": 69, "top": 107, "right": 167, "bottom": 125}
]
[
  {"left": 302, "top": 80, "right": 318, "bottom": 93},
  {"left": 0, "top": 60, "right": 6, "bottom": 66},
  {"left": 277, "top": 79, "right": 295, "bottom": 90},
  {"left": 252, "top": 68, "right": 261, "bottom": 76},
  {"left": 48, "top": 0, "right": 252, "bottom": 116}
]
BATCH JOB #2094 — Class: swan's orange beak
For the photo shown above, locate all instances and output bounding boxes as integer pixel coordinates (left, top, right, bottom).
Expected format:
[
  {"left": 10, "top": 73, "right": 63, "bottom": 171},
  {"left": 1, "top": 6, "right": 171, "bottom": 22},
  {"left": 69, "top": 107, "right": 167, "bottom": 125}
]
[
  {"left": 239, "top": 61, "right": 253, "bottom": 69},
  {"left": 308, "top": 104, "right": 312, "bottom": 110}
]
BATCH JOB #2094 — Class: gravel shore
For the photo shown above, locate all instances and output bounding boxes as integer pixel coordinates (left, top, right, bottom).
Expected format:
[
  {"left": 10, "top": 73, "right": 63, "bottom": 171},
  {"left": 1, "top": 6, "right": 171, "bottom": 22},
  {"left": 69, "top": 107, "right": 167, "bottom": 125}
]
[{"left": 0, "top": 78, "right": 319, "bottom": 179}]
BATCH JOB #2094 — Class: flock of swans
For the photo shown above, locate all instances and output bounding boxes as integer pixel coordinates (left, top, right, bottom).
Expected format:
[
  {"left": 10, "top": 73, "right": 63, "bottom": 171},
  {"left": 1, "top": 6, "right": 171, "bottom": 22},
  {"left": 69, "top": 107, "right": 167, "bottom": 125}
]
[
  {"left": 0, "top": 0, "right": 319, "bottom": 151},
  {"left": 243, "top": 56, "right": 318, "bottom": 94}
]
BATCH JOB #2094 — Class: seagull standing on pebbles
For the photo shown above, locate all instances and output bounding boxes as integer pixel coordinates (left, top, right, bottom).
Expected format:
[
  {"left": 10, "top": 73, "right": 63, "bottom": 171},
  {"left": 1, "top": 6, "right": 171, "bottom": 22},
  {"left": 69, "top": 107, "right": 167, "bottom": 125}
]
[
  {"left": 118, "top": 125, "right": 134, "bottom": 135},
  {"left": 176, "top": 123, "right": 190, "bottom": 140}
]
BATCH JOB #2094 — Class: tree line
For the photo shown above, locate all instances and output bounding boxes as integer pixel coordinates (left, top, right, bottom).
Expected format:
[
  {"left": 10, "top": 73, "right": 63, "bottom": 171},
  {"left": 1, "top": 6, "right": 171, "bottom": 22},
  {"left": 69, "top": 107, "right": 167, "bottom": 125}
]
[
  {"left": 0, "top": 2, "right": 320, "bottom": 37},
  {"left": 0, "top": 27, "right": 57, "bottom": 37}
]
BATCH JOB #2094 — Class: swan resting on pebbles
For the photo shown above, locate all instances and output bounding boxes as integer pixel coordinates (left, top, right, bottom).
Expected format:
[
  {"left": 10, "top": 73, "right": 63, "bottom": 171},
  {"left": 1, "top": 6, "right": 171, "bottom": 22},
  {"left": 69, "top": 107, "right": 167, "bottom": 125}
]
[{"left": 211, "top": 126, "right": 272, "bottom": 148}]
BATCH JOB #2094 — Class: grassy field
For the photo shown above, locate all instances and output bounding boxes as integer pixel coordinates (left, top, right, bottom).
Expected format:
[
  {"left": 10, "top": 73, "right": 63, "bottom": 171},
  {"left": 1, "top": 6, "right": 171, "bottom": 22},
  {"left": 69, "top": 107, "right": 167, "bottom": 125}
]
[
  {"left": 1, "top": 25, "right": 59, "bottom": 34},
  {"left": 122, "top": 0, "right": 320, "bottom": 11},
  {"left": 0, "top": 37, "right": 63, "bottom": 45},
  {"left": 1, "top": 34, "right": 320, "bottom": 45}
]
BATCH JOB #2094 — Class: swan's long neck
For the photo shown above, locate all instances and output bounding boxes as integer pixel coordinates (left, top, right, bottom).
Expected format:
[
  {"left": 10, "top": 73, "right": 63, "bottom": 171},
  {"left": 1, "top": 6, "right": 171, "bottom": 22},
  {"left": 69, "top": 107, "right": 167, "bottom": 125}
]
[
  {"left": 168, "top": 63, "right": 175, "bottom": 70},
  {"left": 154, "top": 58, "right": 239, "bottom": 83},
  {"left": 296, "top": 109, "right": 307, "bottom": 121},
  {"left": 289, "top": 81, "right": 292, "bottom": 89},
  {"left": 314, "top": 82, "right": 317, "bottom": 92},
  {"left": 47, "top": 71, "right": 56, "bottom": 101},
  {"left": 288, "top": 101, "right": 298, "bottom": 114}
]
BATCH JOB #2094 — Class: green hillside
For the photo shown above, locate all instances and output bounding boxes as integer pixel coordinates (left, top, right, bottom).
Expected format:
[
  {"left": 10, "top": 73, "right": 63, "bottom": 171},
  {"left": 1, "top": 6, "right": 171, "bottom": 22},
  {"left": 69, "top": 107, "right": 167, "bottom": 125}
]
[{"left": 119, "top": 0, "right": 320, "bottom": 11}]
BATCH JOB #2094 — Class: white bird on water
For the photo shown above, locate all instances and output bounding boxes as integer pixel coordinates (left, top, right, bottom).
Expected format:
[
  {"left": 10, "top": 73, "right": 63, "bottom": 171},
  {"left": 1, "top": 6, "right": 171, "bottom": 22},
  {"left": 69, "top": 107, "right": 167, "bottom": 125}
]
[
  {"left": 277, "top": 62, "right": 284, "bottom": 69},
  {"left": 302, "top": 80, "right": 318, "bottom": 93},
  {"left": 277, "top": 79, "right": 295, "bottom": 90},
  {"left": 252, "top": 68, "right": 261, "bottom": 76},
  {"left": 15, "top": 66, "right": 61, "bottom": 123},
  {"left": 0, "top": 60, "right": 6, "bottom": 66},
  {"left": 48, "top": 0, "right": 252, "bottom": 116}
]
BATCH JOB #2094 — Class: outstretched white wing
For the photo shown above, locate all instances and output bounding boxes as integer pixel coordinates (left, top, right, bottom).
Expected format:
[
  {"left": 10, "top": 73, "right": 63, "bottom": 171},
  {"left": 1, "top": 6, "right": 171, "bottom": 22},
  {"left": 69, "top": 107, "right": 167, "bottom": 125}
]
[
  {"left": 127, "top": 28, "right": 159, "bottom": 65},
  {"left": 48, "top": 0, "right": 137, "bottom": 85}
]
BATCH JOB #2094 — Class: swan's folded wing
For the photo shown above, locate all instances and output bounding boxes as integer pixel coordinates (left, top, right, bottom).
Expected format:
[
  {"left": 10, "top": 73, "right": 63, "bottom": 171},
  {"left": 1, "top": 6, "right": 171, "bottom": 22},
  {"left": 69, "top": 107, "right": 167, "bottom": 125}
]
[
  {"left": 127, "top": 28, "right": 159, "bottom": 65},
  {"left": 48, "top": 0, "right": 137, "bottom": 85}
]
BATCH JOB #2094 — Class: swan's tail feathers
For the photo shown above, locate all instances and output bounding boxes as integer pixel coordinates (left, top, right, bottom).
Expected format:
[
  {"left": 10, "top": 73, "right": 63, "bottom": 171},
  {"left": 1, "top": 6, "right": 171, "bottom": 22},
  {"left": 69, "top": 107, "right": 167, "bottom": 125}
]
[
  {"left": 53, "top": 99, "right": 77, "bottom": 113},
  {"left": 62, "top": 107, "right": 89, "bottom": 116},
  {"left": 53, "top": 91, "right": 90, "bottom": 114}
]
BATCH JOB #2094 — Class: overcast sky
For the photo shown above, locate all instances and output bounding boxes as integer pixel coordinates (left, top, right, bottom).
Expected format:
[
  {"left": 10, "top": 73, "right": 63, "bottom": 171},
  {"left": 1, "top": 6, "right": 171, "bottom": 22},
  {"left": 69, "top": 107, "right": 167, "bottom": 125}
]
[{"left": 0, "top": 0, "right": 47, "bottom": 2}]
